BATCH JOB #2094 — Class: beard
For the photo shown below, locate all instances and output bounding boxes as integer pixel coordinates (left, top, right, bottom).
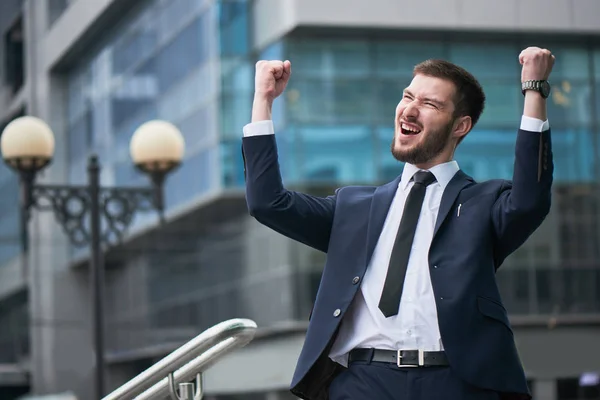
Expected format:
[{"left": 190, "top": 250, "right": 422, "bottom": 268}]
[{"left": 391, "top": 120, "right": 454, "bottom": 165}]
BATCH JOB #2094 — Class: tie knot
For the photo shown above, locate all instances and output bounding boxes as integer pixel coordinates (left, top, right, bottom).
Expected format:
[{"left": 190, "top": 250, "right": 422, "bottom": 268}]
[{"left": 412, "top": 170, "right": 437, "bottom": 187}]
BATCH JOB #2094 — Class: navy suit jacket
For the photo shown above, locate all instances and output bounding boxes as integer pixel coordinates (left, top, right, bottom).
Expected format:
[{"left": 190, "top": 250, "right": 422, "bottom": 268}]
[{"left": 242, "top": 128, "right": 553, "bottom": 400}]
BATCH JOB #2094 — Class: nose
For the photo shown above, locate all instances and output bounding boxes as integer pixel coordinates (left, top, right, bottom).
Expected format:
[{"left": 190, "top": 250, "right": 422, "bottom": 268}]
[{"left": 403, "top": 101, "right": 419, "bottom": 120}]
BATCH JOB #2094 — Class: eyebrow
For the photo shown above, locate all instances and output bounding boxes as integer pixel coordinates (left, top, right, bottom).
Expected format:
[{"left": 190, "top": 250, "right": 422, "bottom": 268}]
[{"left": 403, "top": 89, "right": 445, "bottom": 108}]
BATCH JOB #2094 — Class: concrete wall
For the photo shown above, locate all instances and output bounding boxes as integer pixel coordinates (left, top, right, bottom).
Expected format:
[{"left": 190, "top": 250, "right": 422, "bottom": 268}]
[
  {"left": 253, "top": 0, "right": 600, "bottom": 50},
  {"left": 19, "top": 0, "right": 117, "bottom": 397}
]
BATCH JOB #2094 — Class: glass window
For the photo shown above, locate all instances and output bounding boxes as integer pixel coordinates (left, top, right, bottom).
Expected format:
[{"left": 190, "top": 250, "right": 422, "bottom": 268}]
[
  {"left": 456, "top": 129, "right": 519, "bottom": 181},
  {"left": 478, "top": 80, "right": 522, "bottom": 127},
  {"left": 64, "top": 0, "right": 245, "bottom": 212},
  {"left": 551, "top": 129, "right": 596, "bottom": 182},
  {"left": 545, "top": 46, "right": 590, "bottom": 80},
  {"left": 112, "top": 21, "right": 157, "bottom": 75},
  {"left": 374, "top": 41, "right": 444, "bottom": 77},
  {"left": 374, "top": 79, "right": 410, "bottom": 125},
  {"left": 547, "top": 81, "right": 593, "bottom": 126},
  {"left": 219, "top": 0, "right": 249, "bottom": 56},
  {"left": 164, "top": 147, "right": 218, "bottom": 208},
  {"left": 221, "top": 93, "right": 252, "bottom": 138},
  {"left": 220, "top": 137, "right": 244, "bottom": 188},
  {"left": 220, "top": 59, "right": 252, "bottom": 93},
  {"left": 154, "top": 13, "right": 211, "bottom": 92},
  {"left": 0, "top": 172, "right": 19, "bottom": 265},
  {"left": 456, "top": 128, "right": 596, "bottom": 183},
  {"left": 288, "top": 39, "right": 370, "bottom": 78},
  {"left": 297, "top": 125, "right": 375, "bottom": 184},
  {"left": 288, "top": 78, "right": 372, "bottom": 124},
  {"left": 594, "top": 48, "right": 600, "bottom": 78},
  {"left": 376, "top": 127, "right": 403, "bottom": 182},
  {"left": 448, "top": 43, "right": 520, "bottom": 79}
]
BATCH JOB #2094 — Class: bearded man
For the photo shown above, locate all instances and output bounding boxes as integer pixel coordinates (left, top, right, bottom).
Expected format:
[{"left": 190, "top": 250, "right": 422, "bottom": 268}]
[{"left": 242, "top": 47, "right": 555, "bottom": 400}]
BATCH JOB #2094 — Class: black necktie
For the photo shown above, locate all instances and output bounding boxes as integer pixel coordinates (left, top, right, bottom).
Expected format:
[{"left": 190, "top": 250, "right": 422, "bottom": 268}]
[{"left": 378, "top": 170, "right": 437, "bottom": 318}]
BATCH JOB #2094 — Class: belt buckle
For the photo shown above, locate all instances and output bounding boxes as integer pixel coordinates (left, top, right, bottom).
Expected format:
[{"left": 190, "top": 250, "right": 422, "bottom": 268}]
[{"left": 396, "top": 349, "right": 424, "bottom": 368}]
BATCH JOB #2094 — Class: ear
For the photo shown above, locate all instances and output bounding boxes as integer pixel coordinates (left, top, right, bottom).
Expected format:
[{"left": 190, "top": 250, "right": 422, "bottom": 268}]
[{"left": 452, "top": 115, "right": 472, "bottom": 141}]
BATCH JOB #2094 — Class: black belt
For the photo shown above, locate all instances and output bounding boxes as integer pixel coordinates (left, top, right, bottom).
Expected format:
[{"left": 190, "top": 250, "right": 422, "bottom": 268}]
[{"left": 349, "top": 348, "right": 449, "bottom": 367}]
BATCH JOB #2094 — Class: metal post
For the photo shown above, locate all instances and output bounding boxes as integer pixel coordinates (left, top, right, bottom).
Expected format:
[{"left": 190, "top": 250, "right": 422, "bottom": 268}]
[
  {"left": 168, "top": 372, "right": 203, "bottom": 400},
  {"left": 177, "top": 383, "right": 195, "bottom": 400},
  {"left": 88, "top": 154, "right": 105, "bottom": 400}
]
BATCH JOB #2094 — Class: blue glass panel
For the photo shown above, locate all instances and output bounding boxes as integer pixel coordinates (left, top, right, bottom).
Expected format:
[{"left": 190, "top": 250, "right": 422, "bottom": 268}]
[
  {"left": 456, "top": 129, "right": 519, "bottom": 180},
  {"left": 154, "top": 13, "right": 210, "bottom": 92},
  {"left": 220, "top": 137, "right": 244, "bottom": 187},
  {"left": 287, "top": 78, "right": 372, "bottom": 124},
  {"left": 376, "top": 127, "right": 403, "bottom": 182},
  {"left": 374, "top": 41, "right": 444, "bottom": 77},
  {"left": 547, "top": 81, "right": 593, "bottom": 126},
  {"left": 448, "top": 43, "right": 520, "bottom": 79},
  {"left": 164, "top": 147, "right": 218, "bottom": 209},
  {"left": 113, "top": 103, "right": 158, "bottom": 165},
  {"left": 456, "top": 128, "right": 596, "bottom": 182},
  {"left": 297, "top": 125, "right": 375, "bottom": 184},
  {"left": 112, "top": 22, "right": 157, "bottom": 74},
  {"left": 0, "top": 172, "right": 19, "bottom": 265},
  {"left": 260, "top": 40, "right": 284, "bottom": 60},
  {"left": 374, "top": 79, "right": 410, "bottom": 125},
  {"left": 275, "top": 127, "right": 301, "bottom": 183},
  {"left": 219, "top": 0, "right": 249, "bottom": 56},
  {"left": 544, "top": 46, "right": 590, "bottom": 80},
  {"left": 221, "top": 59, "right": 252, "bottom": 93},
  {"left": 478, "top": 80, "right": 522, "bottom": 127},
  {"left": 220, "top": 59, "right": 253, "bottom": 138},
  {"left": 594, "top": 48, "right": 600, "bottom": 78},
  {"left": 178, "top": 105, "right": 213, "bottom": 150},
  {"left": 221, "top": 93, "right": 252, "bottom": 138},
  {"left": 288, "top": 39, "right": 370, "bottom": 78}
]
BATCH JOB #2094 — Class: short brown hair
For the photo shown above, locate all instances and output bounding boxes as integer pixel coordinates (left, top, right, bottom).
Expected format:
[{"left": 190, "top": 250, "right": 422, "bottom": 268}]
[{"left": 413, "top": 59, "right": 486, "bottom": 128}]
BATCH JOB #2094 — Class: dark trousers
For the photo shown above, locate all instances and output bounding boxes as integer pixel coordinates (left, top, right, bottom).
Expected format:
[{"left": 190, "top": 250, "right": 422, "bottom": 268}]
[{"left": 329, "top": 361, "right": 500, "bottom": 400}]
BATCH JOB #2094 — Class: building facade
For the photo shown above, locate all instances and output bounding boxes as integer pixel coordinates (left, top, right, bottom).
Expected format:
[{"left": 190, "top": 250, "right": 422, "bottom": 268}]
[{"left": 0, "top": 0, "right": 599, "bottom": 399}]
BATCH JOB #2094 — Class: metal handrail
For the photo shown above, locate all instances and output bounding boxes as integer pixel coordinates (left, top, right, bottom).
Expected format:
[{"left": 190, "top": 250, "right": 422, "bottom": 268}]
[{"left": 102, "top": 318, "right": 257, "bottom": 400}]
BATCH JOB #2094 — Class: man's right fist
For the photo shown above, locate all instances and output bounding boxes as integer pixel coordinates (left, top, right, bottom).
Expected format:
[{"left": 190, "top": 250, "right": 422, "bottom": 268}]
[{"left": 254, "top": 60, "right": 291, "bottom": 102}]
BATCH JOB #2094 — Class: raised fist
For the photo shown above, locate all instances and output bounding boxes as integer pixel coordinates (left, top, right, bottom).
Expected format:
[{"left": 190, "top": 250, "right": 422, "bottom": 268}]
[
  {"left": 519, "top": 47, "right": 555, "bottom": 82},
  {"left": 254, "top": 60, "right": 291, "bottom": 102}
]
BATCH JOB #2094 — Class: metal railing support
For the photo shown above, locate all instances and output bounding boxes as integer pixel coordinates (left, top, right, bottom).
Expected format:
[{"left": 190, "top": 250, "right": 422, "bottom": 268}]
[{"left": 102, "top": 318, "right": 257, "bottom": 400}]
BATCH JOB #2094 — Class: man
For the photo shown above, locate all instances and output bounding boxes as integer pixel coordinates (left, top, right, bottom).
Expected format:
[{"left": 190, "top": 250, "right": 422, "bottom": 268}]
[{"left": 242, "top": 47, "right": 554, "bottom": 400}]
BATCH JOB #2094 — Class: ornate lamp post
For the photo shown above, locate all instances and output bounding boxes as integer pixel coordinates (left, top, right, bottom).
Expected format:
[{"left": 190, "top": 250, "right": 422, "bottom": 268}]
[{"left": 0, "top": 116, "right": 185, "bottom": 400}]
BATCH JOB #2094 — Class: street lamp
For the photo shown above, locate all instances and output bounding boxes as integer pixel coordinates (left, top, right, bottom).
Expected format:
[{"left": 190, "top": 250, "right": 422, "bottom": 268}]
[{"left": 0, "top": 116, "right": 185, "bottom": 400}]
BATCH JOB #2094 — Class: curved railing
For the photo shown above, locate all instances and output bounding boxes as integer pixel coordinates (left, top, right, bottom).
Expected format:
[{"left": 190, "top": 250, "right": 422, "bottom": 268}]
[{"left": 102, "top": 318, "right": 257, "bottom": 400}]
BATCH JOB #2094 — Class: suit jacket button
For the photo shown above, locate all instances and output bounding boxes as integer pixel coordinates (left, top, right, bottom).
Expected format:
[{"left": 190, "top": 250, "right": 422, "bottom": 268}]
[
  {"left": 352, "top": 276, "right": 360, "bottom": 284},
  {"left": 333, "top": 309, "right": 341, "bottom": 317}
]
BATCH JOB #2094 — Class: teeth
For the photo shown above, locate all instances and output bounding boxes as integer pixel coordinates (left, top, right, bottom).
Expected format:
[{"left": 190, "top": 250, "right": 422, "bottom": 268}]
[{"left": 401, "top": 123, "right": 421, "bottom": 133}]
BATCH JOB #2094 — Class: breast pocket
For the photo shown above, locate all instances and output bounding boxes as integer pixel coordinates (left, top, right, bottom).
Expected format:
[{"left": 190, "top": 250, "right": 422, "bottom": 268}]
[{"left": 456, "top": 193, "right": 496, "bottom": 219}]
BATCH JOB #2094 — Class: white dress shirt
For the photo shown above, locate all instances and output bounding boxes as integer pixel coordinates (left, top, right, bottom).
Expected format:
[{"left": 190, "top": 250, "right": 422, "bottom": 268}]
[{"left": 243, "top": 115, "right": 549, "bottom": 367}]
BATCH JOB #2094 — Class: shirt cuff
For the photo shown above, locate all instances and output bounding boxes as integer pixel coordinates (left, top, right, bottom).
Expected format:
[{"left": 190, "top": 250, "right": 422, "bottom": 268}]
[
  {"left": 243, "top": 120, "right": 274, "bottom": 137},
  {"left": 520, "top": 115, "right": 550, "bottom": 132}
]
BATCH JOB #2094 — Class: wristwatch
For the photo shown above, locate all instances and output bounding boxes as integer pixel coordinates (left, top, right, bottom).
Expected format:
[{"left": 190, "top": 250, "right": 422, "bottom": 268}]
[{"left": 522, "top": 80, "right": 551, "bottom": 99}]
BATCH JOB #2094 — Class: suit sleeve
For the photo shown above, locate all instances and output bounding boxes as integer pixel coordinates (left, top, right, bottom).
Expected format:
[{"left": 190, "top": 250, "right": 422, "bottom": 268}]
[
  {"left": 242, "top": 134, "right": 336, "bottom": 253},
  {"left": 491, "top": 129, "right": 553, "bottom": 264}
]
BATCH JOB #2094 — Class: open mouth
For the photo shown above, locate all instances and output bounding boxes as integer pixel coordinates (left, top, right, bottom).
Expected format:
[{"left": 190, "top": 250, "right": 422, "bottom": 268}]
[{"left": 400, "top": 122, "right": 422, "bottom": 135}]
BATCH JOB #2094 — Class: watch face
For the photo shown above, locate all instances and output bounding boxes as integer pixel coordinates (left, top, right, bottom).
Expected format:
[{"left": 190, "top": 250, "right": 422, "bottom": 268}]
[{"left": 540, "top": 81, "right": 551, "bottom": 98}]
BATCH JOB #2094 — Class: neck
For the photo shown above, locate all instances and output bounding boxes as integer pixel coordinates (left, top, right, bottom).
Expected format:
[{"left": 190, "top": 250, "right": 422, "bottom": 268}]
[{"left": 414, "top": 146, "right": 455, "bottom": 170}]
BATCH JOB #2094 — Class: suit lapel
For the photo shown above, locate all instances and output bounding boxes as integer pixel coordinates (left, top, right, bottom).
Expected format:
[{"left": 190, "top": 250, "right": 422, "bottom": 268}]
[
  {"left": 433, "top": 170, "right": 474, "bottom": 237},
  {"left": 365, "top": 175, "right": 402, "bottom": 267}
]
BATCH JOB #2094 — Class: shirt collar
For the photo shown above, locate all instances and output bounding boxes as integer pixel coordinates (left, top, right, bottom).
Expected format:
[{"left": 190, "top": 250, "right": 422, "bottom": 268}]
[{"left": 400, "top": 161, "right": 460, "bottom": 191}]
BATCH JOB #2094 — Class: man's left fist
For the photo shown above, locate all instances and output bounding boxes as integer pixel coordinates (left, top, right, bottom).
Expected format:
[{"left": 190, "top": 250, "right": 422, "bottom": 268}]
[{"left": 519, "top": 47, "right": 555, "bottom": 82}]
